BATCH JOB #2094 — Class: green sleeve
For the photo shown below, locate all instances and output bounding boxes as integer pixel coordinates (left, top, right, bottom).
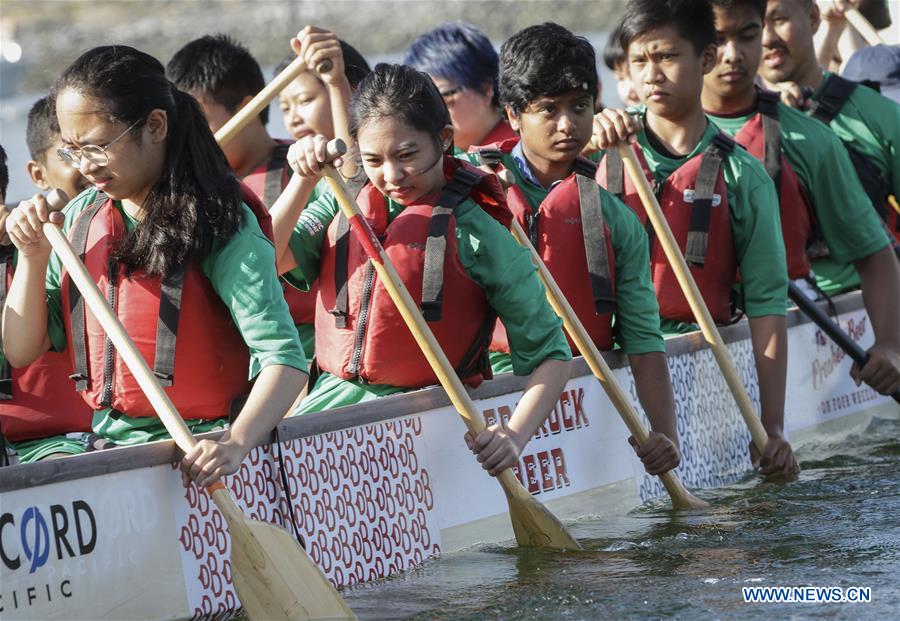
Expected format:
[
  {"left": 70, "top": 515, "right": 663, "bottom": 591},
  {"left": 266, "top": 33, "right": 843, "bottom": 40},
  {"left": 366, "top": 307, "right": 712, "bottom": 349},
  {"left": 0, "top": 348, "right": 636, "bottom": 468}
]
[
  {"left": 203, "top": 205, "right": 307, "bottom": 378},
  {"left": 779, "top": 104, "right": 889, "bottom": 263},
  {"left": 602, "top": 193, "right": 665, "bottom": 355},
  {"left": 454, "top": 201, "right": 572, "bottom": 376},
  {"left": 284, "top": 190, "right": 341, "bottom": 291},
  {"left": 722, "top": 152, "right": 788, "bottom": 317}
]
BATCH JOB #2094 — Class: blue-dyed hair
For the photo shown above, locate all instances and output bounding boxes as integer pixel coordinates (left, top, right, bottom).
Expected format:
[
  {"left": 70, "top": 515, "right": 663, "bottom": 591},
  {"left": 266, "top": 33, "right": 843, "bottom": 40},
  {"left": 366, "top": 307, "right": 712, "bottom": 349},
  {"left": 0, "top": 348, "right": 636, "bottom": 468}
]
[{"left": 402, "top": 21, "right": 500, "bottom": 107}]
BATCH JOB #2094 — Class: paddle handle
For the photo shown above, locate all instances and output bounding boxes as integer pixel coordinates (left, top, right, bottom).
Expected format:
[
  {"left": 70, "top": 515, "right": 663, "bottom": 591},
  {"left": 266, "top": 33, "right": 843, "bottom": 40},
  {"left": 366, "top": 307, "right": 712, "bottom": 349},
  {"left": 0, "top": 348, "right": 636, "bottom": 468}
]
[
  {"left": 844, "top": 7, "right": 885, "bottom": 45},
  {"left": 509, "top": 220, "right": 704, "bottom": 508},
  {"left": 215, "top": 55, "right": 333, "bottom": 147},
  {"left": 617, "top": 144, "right": 769, "bottom": 452},
  {"left": 788, "top": 282, "right": 900, "bottom": 404},
  {"left": 319, "top": 167, "right": 487, "bottom": 437}
]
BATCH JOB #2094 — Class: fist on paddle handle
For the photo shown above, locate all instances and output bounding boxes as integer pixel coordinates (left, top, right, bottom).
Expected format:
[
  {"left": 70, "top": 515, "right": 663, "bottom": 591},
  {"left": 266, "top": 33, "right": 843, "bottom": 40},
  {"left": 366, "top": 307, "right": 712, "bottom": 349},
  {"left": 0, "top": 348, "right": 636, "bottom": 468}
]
[
  {"left": 589, "top": 108, "right": 640, "bottom": 152},
  {"left": 750, "top": 433, "right": 800, "bottom": 477},
  {"left": 287, "top": 135, "right": 346, "bottom": 180},
  {"left": 464, "top": 425, "right": 525, "bottom": 477},
  {"left": 292, "top": 26, "right": 340, "bottom": 84},
  {"left": 5, "top": 192, "right": 67, "bottom": 259},
  {"left": 628, "top": 432, "right": 681, "bottom": 476},
  {"left": 777, "top": 82, "right": 815, "bottom": 112},
  {"left": 850, "top": 343, "right": 900, "bottom": 396}
]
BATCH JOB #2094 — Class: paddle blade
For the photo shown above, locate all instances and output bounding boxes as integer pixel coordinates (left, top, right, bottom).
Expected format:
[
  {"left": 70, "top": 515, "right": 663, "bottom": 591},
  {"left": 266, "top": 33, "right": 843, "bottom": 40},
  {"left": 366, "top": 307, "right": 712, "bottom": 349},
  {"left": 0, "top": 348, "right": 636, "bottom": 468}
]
[
  {"left": 231, "top": 518, "right": 356, "bottom": 620},
  {"left": 499, "top": 470, "right": 582, "bottom": 550}
]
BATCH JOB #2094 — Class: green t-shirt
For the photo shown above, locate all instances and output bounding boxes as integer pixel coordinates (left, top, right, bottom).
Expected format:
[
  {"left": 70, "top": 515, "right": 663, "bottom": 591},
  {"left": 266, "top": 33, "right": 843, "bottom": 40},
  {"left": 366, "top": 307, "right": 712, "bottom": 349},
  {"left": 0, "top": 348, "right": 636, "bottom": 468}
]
[
  {"left": 627, "top": 110, "right": 788, "bottom": 323},
  {"left": 42, "top": 189, "right": 307, "bottom": 440},
  {"left": 488, "top": 150, "right": 666, "bottom": 357},
  {"left": 709, "top": 98, "right": 890, "bottom": 293},
  {"left": 814, "top": 71, "right": 900, "bottom": 199},
  {"left": 286, "top": 183, "right": 572, "bottom": 412}
]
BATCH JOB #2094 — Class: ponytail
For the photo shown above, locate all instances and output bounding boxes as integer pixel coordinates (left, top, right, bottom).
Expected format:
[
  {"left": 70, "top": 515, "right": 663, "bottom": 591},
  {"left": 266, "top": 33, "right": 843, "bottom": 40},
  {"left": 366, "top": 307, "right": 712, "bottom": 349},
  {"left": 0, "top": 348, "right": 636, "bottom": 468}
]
[{"left": 54, "top": 45, "right": 242, "bottom": 278}]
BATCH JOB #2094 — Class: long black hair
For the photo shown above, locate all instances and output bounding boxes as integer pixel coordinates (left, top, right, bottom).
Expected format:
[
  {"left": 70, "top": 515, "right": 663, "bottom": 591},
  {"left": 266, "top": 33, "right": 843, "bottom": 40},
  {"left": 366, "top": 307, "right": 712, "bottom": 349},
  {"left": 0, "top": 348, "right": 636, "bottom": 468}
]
[{"left": 54, "top": 45, "right": 242, "bottom": 278}]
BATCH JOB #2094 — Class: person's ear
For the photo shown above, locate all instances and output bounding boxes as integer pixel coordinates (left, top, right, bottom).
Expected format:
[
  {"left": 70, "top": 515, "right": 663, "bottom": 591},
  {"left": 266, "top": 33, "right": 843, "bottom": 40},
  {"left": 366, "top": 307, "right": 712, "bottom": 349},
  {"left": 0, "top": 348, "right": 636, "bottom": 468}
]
[
  {"left": 439, "top": 125, "right": 454, "bottom": 152},
  {"left": 505, "top": 105, "right": 521, "bottom": 132},
  {"left": 809, "top": 0, "right": 822, "bottom": 34},
  {"left": 27, "top": 160, "right": 50, "bottom": 191},
  {"left": 701, "top": 44, "right": 718, "bottom": 75},
  {"left": 145, "top": 108, "right": 169, "bottom": 144}
]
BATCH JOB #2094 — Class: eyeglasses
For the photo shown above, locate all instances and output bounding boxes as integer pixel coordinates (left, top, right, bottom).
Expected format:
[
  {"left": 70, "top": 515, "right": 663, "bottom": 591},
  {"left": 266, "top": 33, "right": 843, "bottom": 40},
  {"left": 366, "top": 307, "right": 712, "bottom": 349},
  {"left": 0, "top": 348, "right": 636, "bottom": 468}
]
[
  {"left": 438, "top": 85, "right": 467, "bottom": 104},
  {"left": 57, "top": 119, "right": 142, "bottom": 169}
]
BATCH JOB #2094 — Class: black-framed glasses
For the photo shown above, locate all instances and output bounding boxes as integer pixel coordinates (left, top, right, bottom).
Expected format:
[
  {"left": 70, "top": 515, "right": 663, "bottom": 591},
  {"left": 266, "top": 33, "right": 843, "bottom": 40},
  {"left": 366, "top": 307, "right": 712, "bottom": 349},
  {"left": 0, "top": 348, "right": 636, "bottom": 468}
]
[
  {"left": 57, "top": 119, "right": 142, "bottom": 169},
  {"left": 438, "top": 85, "right": 467, "bottom": 104}
]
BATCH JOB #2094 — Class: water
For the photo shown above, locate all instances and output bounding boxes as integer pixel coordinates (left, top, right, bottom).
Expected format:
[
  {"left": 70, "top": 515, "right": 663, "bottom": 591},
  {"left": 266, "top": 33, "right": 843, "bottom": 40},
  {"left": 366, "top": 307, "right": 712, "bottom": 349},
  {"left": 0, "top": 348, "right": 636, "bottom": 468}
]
[{"left": 342, "top": 415, "right": 900, "bottom": 620}]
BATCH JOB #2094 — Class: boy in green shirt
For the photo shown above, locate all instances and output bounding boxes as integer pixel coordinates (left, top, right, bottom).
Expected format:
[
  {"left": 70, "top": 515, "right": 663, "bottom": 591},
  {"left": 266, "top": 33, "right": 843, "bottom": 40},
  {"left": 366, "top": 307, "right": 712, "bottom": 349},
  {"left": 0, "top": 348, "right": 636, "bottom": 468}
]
[
  {"left": 702, "top": 0, "right": 900, "bottom": 399},
  {"left": 470, "top": 22, "right": 681, "bottom": 475},
  {"left": 592, "top": 0, "right": 796, "bottom": 475},
  {"left": 757, "top": 0, "right": 900, "bottom": 241}
]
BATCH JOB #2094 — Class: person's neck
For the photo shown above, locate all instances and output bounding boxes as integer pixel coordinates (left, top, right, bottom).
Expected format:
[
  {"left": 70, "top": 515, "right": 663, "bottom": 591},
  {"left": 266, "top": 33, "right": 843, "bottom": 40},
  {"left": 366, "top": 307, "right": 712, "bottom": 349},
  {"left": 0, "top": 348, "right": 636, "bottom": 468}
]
[
  {"left": 785, "top": 55, "right": 825, "bottom": 91},
  {"left": 702, "top": 82, "right": 757, "bottom": 116},
  {"left": 644, "top": 106, "right": 709, "bottom": 157},
  {"left": 230, "top": 124, "right": 277, "bottom": 177},
  {"left": 455, "top": 111, "right": 502, "bottom": 152},
  {"left": 521, "top": 144, "right": 574, "bottom": 188}
]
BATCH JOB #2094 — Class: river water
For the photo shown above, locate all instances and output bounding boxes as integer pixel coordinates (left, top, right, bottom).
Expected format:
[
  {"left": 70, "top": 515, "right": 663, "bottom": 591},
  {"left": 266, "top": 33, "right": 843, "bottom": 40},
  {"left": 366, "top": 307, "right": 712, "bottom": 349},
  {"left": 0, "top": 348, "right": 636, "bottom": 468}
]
[{"left": 342, "top": 414, "right": 900, "bottom": 620}]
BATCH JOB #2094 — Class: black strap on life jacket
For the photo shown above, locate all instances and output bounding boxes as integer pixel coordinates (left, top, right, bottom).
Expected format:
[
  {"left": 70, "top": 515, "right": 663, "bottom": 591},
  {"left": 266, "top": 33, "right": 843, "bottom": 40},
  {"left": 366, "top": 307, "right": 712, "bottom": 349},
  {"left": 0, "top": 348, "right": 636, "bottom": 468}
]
[
  {"left": 471, "top": 148, "right": 504, "bottom": 170},
  {"left": 756, "top": 90, "right": 784, "bottom": 188},
  {"left": 810, "top": 74, "right": 857, "bottom": 125},
  {"left": 68, "top": 193, "right": 186, "bottom": 390},
  {"left": 329, "top": 178, "right": 368, "bottom": 330},
  {"left": 685, "top": 133, "right": 735, "bottom": 267},
  {"left": 575, "top": 173, "right": 616, "bottom": 314},
  {"left": 603, "top": 149, "right": 626, "bottom": 196},
  {"left": 0, "top": 245, "right": 13, "bottom": 400},
  {"left": 263, "top": 143, "right": 292, "bottom": 208},
  {"left": 421, "top": 166, "right": 483, "bottom": 321}
]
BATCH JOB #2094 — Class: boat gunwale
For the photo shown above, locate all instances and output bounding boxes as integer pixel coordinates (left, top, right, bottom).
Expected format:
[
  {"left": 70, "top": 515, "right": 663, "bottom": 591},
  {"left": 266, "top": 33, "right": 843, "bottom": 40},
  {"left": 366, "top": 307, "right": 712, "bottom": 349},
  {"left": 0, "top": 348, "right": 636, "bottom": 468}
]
[{"left": 0, "top": 290, "right": 864, "bottom": 493}]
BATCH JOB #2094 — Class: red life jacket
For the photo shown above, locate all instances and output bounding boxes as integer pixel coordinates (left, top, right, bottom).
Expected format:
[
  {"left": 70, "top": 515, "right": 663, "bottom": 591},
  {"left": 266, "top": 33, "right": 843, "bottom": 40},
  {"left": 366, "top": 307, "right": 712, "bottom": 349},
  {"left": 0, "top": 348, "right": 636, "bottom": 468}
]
[
  {"left": 470, "top": 139, "right": 617, "bottom": 354},
  {"left": 59, "top": 191, "right": 269, "bottom": 419},
  {"left": 475, "top": 120, "right": 518, "bottom": 150},
  {"left": 315, "top": 158, "right": 511, "bottom": 387},
  {"left": 734, "top": 91, "right": 815, "bottom": 279},
  {"left": 597, "top": 134, "right": 738, "bottom": 324},
  {"left": 0, "top": 246, "right": 94, "bottom": 441},
  {"left": 242, "top": 140, "right": 318, "bottom": 325}
]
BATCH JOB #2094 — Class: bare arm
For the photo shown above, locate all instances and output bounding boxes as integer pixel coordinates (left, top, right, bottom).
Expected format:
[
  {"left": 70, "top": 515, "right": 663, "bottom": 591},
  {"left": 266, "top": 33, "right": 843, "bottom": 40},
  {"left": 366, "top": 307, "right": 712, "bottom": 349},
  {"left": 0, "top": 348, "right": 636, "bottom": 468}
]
[
  {"left": 181, "top": 364, "right": 307, "bottom": 486},
  {"left": 853, "top": 245, "right": 900, "bottom": 394},
  {"left": 268, "top": 172, "right": 319, "bottom": 273},
  {"left": 466, "top": 358, "right": 571, "bottom": 476},
  {"left": 628, "top": 351, "right": 681, "bottom": 475}
]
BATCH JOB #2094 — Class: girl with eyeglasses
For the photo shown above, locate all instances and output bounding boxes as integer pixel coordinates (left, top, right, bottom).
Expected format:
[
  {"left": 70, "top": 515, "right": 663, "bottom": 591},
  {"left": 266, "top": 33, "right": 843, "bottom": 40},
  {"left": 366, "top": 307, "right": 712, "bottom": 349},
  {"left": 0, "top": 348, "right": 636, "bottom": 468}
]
[
  {"left": 269, "top": 63, "right": 571, "bottom": 476},
  {"left": 2, "top": 46, "right": 308, "bottom": 483}
]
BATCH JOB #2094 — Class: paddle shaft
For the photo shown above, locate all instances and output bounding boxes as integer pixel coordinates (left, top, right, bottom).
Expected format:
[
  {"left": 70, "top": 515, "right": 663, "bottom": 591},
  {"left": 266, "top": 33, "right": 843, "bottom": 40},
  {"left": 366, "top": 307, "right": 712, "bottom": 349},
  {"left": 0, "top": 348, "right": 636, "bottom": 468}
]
[
  {"left": 509, "top": 219, "right": 705, "bottom": 508},
  {"left": 844, "top": 7, "right": 885, "bottom": 45},
  {"left": 215, "top": 55, "right": 332, "bottom": 147},
  {"left": 617, "top": 144, "right": 769, "bottom": 452},
  {"left": 788, "top": 282, "right": 900, "bottom": 404}
]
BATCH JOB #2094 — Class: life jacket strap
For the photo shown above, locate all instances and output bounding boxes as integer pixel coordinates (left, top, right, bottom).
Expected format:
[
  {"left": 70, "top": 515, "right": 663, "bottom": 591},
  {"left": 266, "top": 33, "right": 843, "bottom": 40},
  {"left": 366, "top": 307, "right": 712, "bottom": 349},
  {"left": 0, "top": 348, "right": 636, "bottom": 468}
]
[
  {"left": 757, "top": 90, "right": 784, "bottom": 188},
  {"left": 575, "top": 174, "right": 616, "bottom": 314},
  {"left": 0, "top": 247, "right": 13, "bottom": 400},
  {"left": 686, "top": 133, "right": 734, "bottom": 267},
  {"left": 810, "top": 74, "right": 857, "bottom": 125}
]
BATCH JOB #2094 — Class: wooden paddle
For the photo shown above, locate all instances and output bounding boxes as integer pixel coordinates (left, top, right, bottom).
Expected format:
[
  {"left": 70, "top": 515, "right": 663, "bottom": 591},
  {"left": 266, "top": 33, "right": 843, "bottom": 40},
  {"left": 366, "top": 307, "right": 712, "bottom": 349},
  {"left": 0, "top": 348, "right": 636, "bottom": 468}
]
[
  {"left": 507, "top": 219, "right": 708, "bottom": 509},
  {"left": 44, "top": 190, "right": 356, "bottom": 621},
  {"left": 318, "top": 144, "right": 581, "bottom": 550},
  {"left": 215, "top": 55, "right": 332, "bottom": 147},
  {"left": 616, "top": 144, "right": 770, "bottom": 454},
  {"left": 843, "top": 6, "right": 885, "bottom": 46},
  {"left": 788, "top": 282, "right": 900, "bottom": 404}
]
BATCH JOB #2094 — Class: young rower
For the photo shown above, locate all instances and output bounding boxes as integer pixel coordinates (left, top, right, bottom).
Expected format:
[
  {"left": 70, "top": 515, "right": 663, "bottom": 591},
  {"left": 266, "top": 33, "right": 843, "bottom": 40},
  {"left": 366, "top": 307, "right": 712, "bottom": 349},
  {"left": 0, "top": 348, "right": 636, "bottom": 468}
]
[
  {"left": 2, "top": 46, "right": 307, "bottom": 485},
  {"left": 469, "top": 23, "right": 680, "bottom": 475},
  {"left": 269, "top": 63, "right": 572, "bottom": 476},
  {"left": 403, "top": 22, "right": 517, "bottom": 153},
  {"left": 757, "top": 0, "right": 900, "bottom": 243},
  {"left": 592, "top": 0, "right": 797, "bottom": 475},
  {"left": 604, "top": 20, "right": 643, "bottom": 107},
  {"left": 167, "top": 31, "right": 368, "bottom": 362},
  {"left": 702, "top": 0, "right": 900, "bottom": 397},
  {"left": 0, "top": 104, "right": 97, "bottom": 464},
  {"left": 26, "top": 96, "right": 92, "bottom": 200}
]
